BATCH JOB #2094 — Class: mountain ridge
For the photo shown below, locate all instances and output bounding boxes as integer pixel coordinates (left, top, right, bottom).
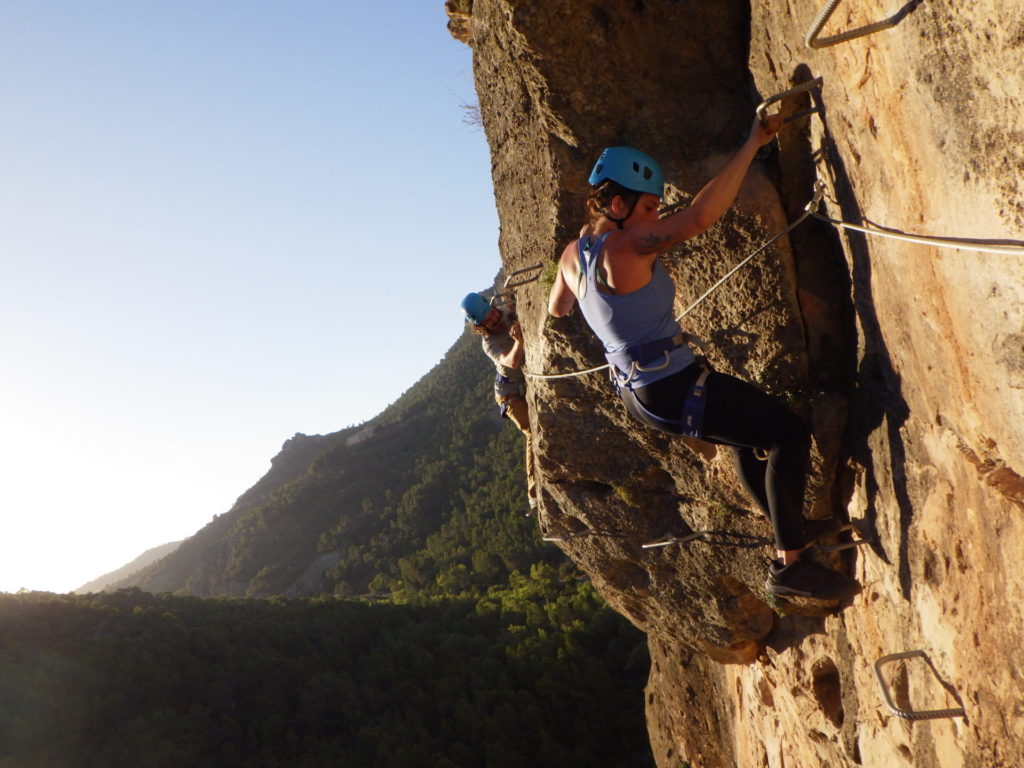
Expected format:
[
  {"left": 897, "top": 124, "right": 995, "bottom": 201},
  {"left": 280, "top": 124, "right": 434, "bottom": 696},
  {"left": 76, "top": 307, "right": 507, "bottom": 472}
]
[
  {"left": 110, "top": 327, "right": 553, "bottom": 600},
  {"left": 74, "top": 540, "right": 182, "bottom": 594}
]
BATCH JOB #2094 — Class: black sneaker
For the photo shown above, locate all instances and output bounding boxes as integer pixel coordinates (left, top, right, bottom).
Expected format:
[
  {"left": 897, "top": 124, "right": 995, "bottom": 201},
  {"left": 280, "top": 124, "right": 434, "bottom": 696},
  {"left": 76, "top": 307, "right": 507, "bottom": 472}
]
[{"left": 766, "top": 559, "right": 862, "bottom": 601}]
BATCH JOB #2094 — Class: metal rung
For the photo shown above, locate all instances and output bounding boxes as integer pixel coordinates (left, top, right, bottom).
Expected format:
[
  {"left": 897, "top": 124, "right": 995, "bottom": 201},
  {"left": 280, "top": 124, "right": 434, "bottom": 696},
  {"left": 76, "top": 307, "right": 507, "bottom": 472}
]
[
  {"left": 806, "top": 0, "right": 924, "bottom": 49},
  {"left": 873, "top": 651, "right": 967, "bottom": 721},
  {"left": 756, "top": 77, "right": 824, "bottom": 124},
  {"left": 815, "top": 537, "right": 874, "bottom": 553},
  {"left": 504, "top": 262, "right": 543, "bottom": 289},
  {"left": 541, "top": 527, "right": 594, "bottom": 542},
  {"left": 641, "top": 531, "right": 709, "bottom": 549},
  {"left": 541, "top": 532, "right": 588, "bottom": 542},
  {"left": 805, "top": 518, "right": 874, "bottom": 553},
  {"left": 641, "top": 529, "right": 772, "bottom": 550}
]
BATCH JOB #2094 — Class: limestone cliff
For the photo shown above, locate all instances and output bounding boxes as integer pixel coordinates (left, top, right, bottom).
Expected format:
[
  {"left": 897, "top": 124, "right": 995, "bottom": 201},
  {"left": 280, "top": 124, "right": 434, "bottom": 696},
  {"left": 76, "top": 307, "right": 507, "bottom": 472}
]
[{"left": 448, "top": 1, "right": 1024, "bottom": 766}]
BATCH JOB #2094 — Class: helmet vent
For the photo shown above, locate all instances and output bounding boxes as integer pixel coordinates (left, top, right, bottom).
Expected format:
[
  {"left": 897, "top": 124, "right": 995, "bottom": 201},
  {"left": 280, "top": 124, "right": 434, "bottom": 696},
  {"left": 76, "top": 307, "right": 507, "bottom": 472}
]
[{"left": 587, "top": 147, "right": 663, "bottom": 196}]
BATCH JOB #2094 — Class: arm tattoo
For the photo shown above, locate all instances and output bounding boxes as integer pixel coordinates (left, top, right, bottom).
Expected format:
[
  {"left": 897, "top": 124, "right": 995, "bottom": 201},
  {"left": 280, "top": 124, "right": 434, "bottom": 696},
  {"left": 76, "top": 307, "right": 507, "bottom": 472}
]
[{"left": 636, "top": 233, "right": 676, "bottom": 255}]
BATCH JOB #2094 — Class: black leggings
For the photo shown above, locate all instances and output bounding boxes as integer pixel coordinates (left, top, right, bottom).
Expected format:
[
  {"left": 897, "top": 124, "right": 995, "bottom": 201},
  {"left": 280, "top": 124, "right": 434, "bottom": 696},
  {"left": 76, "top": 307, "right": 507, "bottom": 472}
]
[{"left": 621, "top": 365, "right": 810, "bottom": 551}]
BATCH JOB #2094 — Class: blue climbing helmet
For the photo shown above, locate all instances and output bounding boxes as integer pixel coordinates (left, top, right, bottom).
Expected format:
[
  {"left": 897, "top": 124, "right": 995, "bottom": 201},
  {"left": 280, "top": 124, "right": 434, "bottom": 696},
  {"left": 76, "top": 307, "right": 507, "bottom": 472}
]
[
  {"left": 588, "top": 147, "right": 664, "bottom": 197},
  {"left": 460, "top": 292, "right": 492, "bottom": 324}
]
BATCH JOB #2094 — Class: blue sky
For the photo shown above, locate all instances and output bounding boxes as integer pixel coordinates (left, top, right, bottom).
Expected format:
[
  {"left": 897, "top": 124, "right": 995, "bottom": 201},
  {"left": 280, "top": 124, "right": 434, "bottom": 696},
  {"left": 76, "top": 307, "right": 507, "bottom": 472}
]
[{"left": 0, "top": 2, "right": 500, "bottom": 593}]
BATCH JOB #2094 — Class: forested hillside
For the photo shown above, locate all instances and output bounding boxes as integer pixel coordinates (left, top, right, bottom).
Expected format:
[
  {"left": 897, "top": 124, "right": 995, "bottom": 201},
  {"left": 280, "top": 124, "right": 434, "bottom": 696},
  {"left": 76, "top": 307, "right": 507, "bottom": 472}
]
[
  {"left": 1, "top": 328, "right": 656, "bottom": 767},
  {"left": 0, "top": 580, "right": 651, "bottom": 768}
]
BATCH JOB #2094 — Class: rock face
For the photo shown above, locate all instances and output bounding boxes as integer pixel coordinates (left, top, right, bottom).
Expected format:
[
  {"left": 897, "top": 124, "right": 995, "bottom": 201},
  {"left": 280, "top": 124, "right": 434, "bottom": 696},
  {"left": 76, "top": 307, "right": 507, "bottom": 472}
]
[{"left": 449, "top": 1, "right": 1024, "bottom": 767}]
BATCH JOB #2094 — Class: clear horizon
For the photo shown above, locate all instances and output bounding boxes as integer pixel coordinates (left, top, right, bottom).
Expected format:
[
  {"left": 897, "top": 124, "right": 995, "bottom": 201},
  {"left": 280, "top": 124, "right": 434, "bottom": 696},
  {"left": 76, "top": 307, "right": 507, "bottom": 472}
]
[{"left": 0, "top": 2, "right": 501, "bottom": 593}]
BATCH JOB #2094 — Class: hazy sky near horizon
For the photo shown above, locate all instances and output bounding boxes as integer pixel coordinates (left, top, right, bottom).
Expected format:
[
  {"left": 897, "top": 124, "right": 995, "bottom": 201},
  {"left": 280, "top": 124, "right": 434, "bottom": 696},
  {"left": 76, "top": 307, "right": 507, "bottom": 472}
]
[{"left": 0, "top": 2, "right": 502, "bottom": 593}]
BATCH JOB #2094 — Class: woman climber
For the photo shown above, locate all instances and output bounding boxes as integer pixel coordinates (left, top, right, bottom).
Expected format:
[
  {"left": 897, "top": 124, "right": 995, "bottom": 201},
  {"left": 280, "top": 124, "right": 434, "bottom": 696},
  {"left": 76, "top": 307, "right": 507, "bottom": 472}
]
[{"left": 547, "top": 113, "right": 860, "bottom": 601}]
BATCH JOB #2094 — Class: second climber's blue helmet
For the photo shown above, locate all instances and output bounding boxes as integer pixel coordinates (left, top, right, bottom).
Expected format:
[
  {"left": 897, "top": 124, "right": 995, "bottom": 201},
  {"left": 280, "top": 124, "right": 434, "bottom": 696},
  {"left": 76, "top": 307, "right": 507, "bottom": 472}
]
[
  {"left": 588, "top": 147, "right": 664, "bottom": 197},
  {"left": 460, "top": 292, "right": 493, "bottom": 325}
]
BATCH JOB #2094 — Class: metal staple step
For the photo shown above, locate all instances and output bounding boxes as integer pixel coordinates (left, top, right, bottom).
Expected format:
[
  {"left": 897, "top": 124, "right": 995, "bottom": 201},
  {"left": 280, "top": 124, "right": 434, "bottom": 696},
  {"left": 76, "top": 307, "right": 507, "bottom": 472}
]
[{"left": 873, "top": 650, "right": 967, "bottom": 721}]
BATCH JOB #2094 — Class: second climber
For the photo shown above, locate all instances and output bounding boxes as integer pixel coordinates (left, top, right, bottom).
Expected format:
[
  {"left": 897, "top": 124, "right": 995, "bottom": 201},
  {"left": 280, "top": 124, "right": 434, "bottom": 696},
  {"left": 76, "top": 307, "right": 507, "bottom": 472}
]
[{"left": 462, "top": 291, "right": 538, "bottom": 513}]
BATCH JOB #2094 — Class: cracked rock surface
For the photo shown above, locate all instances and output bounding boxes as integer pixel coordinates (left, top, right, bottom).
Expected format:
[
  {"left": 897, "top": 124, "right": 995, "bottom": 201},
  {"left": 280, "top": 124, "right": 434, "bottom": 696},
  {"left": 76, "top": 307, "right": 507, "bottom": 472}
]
[{"left": 450, "top": 1, "right": 1024, "bottom": 765}]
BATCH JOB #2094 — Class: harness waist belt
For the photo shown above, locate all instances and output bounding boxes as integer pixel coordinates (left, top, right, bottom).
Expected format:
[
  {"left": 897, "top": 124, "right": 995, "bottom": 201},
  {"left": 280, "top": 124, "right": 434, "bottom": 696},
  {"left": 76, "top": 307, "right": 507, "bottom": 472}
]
[
  {"left": 616, "top": 365, "right": 711, "bottom": 438},
  {"left": 605, "top": 332, "right": 685, "bottom": 373},
  {"left": 494, "top": 372, "right": 526, "bottom": 402}
]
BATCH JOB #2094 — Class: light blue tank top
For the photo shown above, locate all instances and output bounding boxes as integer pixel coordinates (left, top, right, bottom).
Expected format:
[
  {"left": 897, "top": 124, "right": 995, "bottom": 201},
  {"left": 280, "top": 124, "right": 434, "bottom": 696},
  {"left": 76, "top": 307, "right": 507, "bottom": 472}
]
[{"left": 577, "top": 232, "right": 694, "bottom": 387}]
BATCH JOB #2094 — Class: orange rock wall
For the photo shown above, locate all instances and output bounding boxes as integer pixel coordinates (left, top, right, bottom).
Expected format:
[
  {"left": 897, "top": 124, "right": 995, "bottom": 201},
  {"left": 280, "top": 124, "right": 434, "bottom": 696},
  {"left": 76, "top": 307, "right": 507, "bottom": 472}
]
[{"left": 450, "top": 1, "right": 1024, "bottom": 765}]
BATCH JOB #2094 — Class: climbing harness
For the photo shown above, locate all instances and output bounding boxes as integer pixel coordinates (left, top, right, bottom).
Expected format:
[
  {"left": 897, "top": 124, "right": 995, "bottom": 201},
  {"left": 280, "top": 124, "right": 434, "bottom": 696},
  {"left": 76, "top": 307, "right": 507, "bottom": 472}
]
[
  {"left": 805, "top": 0, "right": 925, "bottom": 49},
  {"left": 756, "top": 77, "right": 823, "bottom": 125},
  {"left": 873, "top": 650, "right": 967, "bottom": 721},
  {"left": 614, "top": 366, "right": 709, "bottom": 437},
  {"left": 605, "top": 333, "right": 687, "bottom": 384},
  {"left": 495, "top": 373, "right": 526, "bottom": 418}
]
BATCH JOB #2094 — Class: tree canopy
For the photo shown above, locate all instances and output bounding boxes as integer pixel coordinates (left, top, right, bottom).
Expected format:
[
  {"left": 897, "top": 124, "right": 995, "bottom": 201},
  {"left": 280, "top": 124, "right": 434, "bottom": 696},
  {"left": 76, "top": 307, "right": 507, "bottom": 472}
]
[{"left": 4, "top": 330, "right": 656, "bottom": 766}]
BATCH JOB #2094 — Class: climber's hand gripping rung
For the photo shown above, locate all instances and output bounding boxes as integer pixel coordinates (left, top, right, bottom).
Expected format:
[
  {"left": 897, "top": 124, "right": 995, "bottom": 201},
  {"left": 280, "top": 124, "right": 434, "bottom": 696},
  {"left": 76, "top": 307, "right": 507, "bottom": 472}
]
[{"left": 756, "top": 77, "right": 824, "bottom": 124}]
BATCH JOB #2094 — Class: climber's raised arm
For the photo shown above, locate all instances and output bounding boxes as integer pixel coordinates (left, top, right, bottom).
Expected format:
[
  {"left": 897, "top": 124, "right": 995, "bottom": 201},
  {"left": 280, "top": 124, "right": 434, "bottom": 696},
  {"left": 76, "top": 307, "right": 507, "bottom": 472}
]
[{"left": 615, "top": 113, "right": 783, "bottom": 257}]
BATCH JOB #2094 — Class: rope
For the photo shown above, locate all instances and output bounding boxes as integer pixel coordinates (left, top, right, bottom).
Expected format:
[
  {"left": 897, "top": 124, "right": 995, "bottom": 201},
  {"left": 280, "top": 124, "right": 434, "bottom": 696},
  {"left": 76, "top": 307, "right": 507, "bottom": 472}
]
[
  {"left": 524, "top": 176, "right": 1022, "bottom": 383},
  {"left": 525, "top": 360, "right": 613, "bottom": 381},
  {"left": 674, "top": 192, "right": 821, "bottom": 323},
  {"left": 524, "top": 186, "right": 825, "bottom": 381},
  {"left": 810, "top": 210, "right": 1024, "bottom": 256}
]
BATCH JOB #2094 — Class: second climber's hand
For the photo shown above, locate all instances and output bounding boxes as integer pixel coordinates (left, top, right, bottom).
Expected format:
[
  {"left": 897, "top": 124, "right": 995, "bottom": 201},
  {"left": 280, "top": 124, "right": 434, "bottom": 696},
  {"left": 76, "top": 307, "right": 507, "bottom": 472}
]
[{"left": 751, "top": 112, "right": 783, "bottom": 146}]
